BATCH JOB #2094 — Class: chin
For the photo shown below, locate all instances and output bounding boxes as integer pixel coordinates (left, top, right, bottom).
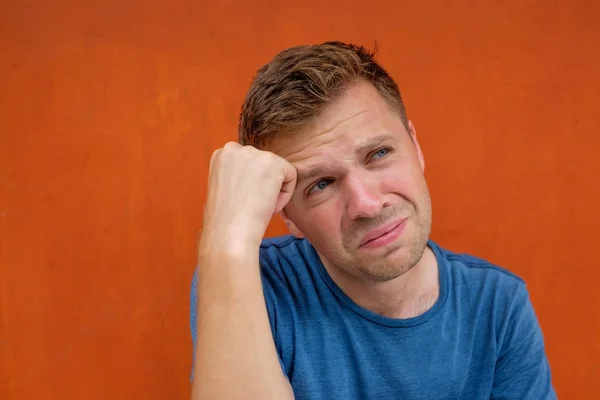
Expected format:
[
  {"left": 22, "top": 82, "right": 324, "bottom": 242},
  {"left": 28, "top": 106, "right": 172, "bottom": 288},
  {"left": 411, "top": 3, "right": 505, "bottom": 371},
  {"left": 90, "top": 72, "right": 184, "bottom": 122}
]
[
  {"left": 358, "top": 253, "right": 412, "bottom": 282},
  {"left": 356, "top": 239, "right": 426, "bottom": 282},
  {"left": 312, "top": 227, "right": 428, "bottom": 283}
]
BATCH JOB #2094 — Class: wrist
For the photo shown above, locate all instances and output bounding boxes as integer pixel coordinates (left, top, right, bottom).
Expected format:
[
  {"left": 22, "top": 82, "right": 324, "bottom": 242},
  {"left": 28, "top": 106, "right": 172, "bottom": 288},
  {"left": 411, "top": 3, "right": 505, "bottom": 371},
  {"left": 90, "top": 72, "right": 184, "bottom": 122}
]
[
  {"left": 198, "top": 230, "right": 261, "bottom": 263},
  {"left": 200, "top": 218, "right": 265, "bottom": 251}
]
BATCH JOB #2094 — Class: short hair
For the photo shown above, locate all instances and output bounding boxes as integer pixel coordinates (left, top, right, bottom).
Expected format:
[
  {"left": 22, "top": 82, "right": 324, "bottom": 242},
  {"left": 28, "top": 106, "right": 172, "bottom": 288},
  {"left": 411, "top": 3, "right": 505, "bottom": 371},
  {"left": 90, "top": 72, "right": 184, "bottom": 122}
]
[{"left": 238, "top": 41, "right": 409, "bottom": 148}]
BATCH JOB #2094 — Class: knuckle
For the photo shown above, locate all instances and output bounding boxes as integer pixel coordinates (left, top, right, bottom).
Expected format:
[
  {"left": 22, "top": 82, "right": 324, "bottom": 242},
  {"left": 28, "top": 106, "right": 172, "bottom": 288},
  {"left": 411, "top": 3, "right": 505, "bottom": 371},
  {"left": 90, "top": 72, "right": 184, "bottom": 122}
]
[
  {"left": 258, "top": 151, "right": 275, "bottom": 166},
  {"left": 240, "top": 145, "right": 262, "bottom": 161},
  {"left": 262, "top": 152, "right": 285, "bottom": 176},
  {"left": 210, "top": 148, "right": 222, "bottom": 166},
  {"left": 262, "top": 149, "right": 278, "bottom": 162},
  {"left": 239, "top": 144, "right": 254, "bottom": 154},
  {"left": 223, "top": 141, "right": 241, "bottom": 151},
  {"left": 223, "top": 141, "right": 234, "bottom": 149}
]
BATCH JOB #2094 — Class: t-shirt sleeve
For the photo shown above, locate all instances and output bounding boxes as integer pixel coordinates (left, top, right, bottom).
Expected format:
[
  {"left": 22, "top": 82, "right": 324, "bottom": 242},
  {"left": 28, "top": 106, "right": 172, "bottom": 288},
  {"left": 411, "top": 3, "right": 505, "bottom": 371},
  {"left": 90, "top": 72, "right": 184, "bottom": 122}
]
[{"left": 491, "top": 282, "right": 557, "bottom": 399}]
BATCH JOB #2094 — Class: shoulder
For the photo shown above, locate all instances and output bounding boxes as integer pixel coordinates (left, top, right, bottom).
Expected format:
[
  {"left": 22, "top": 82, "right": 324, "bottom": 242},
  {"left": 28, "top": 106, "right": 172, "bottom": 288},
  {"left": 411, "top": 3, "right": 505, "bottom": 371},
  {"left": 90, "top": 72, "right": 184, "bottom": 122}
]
[
  {"left": 433, "top": 240, "right": 526, "bottom": 289},
  {"left": 431, "top": 240, "right": 530, "bottom": 322},
  {"left": 432, "top": 244, "right": 557, "bottom": 397}
]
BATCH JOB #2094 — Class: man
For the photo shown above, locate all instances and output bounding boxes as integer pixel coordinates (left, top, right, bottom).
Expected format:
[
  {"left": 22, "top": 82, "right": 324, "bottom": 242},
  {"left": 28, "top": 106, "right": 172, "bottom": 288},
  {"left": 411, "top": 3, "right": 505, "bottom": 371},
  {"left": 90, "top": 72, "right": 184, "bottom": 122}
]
[{"left": 190, "top": 41, "right": 556, "bottom": 399}]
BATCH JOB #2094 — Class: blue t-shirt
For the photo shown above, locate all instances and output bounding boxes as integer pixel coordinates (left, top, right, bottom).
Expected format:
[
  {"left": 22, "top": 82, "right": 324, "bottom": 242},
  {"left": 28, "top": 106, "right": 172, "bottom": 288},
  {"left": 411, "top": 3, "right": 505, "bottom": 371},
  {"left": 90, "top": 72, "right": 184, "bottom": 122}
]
[{"left": 190, "top": 236, "right": 556, "bottom": 399}]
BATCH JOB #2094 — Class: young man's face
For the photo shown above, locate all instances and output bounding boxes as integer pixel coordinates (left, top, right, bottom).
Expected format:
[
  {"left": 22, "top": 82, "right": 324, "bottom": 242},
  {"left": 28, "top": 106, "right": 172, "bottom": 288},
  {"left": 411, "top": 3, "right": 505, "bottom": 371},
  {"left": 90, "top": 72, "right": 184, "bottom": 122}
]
[{"left": 269, "top": 81, "right": 432, "bottom": 283}]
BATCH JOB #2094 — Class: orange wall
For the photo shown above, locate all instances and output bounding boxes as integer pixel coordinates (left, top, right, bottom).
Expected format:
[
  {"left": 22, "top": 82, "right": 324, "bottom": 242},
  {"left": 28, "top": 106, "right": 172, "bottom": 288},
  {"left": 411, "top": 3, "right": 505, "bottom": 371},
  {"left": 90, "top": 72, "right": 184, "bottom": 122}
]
[{"left": 1, "top": 1, "right": 599, "bottom": 398}]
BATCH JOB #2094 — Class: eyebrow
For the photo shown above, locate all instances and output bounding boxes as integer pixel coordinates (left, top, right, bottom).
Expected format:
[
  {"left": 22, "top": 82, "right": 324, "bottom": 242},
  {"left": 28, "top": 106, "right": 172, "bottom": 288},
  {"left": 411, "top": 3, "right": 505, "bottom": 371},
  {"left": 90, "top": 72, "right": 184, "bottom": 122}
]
[
  {"left": 297, "top": 166, "right": 328, "bottom": 186},
  {"left": 355, "top": 133, "right": 397, "bottom": 155},
  {"left": 296, "top": 133, "right": 398, "bottom": 186}
]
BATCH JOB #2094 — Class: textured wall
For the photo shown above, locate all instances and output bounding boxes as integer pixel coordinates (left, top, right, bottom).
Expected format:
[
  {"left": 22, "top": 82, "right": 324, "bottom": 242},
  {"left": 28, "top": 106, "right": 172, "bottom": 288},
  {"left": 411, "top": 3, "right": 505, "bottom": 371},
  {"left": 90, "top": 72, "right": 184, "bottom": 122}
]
[{"left": 1, "top": 0, "right": 599, "bottom": 398}]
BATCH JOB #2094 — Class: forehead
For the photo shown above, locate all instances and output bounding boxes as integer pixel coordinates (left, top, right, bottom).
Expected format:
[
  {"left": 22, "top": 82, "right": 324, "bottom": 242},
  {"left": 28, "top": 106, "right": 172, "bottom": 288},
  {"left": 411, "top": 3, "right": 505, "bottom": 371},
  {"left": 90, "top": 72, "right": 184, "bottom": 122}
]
[{"left": 268, "top": 81, "right": 407, "bottom": 164}]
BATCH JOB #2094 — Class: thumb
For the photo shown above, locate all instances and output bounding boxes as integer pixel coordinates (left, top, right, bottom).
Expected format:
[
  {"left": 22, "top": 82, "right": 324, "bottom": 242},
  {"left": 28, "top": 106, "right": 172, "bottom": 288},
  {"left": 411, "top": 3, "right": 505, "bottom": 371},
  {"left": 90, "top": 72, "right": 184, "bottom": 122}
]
[
  {"left": 274, "top": 190, "right": 293, "bottom": 214},
  {"left": 274, "top": 159, "right": 297, "bottom": 213}
]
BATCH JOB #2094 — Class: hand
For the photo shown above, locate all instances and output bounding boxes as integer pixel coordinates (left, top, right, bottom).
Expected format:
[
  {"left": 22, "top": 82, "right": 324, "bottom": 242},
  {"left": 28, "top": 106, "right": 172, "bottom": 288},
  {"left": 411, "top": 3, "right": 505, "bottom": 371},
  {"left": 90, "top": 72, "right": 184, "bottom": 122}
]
[{"left": 200, "top": 142, "right": 297, "bottom": 252}]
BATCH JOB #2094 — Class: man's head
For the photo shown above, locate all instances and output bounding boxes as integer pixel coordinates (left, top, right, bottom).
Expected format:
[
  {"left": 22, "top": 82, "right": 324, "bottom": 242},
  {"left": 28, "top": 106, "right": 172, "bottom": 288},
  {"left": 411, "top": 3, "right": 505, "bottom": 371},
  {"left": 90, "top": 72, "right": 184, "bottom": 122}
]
[{"left": 238, "top": 41, "right": 432, "bottom": 283}]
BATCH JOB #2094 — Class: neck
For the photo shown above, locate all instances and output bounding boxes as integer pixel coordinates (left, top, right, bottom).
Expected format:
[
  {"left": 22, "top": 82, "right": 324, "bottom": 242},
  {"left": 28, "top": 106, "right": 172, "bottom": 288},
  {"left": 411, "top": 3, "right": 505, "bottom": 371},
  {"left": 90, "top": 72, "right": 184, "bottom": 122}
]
[{"left": 324, "top": 246, "right": 440, "bottom": 319}]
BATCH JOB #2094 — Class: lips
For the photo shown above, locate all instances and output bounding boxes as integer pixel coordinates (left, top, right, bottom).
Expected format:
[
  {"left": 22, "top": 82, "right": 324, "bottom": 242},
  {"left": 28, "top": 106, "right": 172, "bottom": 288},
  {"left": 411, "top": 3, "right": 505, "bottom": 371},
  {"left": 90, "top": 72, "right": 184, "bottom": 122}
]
[{"left": 359, "top": 218, "right": 407, "bottom": 247}]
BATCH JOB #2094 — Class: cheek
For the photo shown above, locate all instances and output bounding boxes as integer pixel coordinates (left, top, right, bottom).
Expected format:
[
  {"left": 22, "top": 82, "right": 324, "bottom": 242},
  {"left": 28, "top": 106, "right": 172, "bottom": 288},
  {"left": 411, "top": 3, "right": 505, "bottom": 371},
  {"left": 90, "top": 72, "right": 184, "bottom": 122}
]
[
  {"left": 380, "top": 166, "right": 422, "bottom": 197},
  {"left": 301, "top": 201, "right": 344, "bottom": 242}
]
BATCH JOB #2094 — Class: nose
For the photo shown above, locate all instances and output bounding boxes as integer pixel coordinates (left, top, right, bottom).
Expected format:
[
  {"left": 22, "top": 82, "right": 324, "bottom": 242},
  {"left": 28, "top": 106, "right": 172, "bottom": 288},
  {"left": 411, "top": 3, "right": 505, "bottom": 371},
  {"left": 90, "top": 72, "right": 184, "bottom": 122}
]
[{"left": 344, "top": 174, "right": 385, "bottom": 220}]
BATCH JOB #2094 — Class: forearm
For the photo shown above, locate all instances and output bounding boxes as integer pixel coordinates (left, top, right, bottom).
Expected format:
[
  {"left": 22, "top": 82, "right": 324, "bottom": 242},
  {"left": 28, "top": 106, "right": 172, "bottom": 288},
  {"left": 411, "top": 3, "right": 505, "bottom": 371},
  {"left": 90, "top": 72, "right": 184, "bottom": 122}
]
[{"left": 191, "top": 249, "right": 293, "bottom": 400}]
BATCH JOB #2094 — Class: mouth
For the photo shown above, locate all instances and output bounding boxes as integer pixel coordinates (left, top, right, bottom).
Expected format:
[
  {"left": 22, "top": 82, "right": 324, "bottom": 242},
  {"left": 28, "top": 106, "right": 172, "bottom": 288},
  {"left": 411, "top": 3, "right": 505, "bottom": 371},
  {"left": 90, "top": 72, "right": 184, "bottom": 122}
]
[{"left": 359, "top": 218, "right": 407, "bottom": 249}]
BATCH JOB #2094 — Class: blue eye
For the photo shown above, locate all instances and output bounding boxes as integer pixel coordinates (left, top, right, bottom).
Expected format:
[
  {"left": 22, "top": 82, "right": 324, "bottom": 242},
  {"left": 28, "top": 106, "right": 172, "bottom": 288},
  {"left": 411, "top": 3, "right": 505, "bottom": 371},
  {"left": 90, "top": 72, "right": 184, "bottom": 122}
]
[
  {"left": 372, "top": 148, "right": 389, "bottom": 159},
  {"left": 308, "top": 179, "right": 332, "bottom": 194}
]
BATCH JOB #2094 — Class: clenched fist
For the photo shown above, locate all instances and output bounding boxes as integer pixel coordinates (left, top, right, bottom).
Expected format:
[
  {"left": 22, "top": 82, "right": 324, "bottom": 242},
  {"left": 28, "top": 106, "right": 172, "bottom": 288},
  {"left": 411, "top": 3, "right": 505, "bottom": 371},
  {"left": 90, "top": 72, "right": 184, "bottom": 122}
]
[{"left": 200, "top": 142, "right": 297, "bottom": 254}]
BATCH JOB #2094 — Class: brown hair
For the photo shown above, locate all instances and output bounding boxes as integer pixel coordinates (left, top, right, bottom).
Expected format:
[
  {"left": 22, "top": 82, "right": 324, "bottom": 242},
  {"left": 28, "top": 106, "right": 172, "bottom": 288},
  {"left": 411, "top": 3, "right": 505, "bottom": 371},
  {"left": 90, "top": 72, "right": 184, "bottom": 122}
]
[{"left": 238, "top": 41, "right": 409, "bottom": 148}]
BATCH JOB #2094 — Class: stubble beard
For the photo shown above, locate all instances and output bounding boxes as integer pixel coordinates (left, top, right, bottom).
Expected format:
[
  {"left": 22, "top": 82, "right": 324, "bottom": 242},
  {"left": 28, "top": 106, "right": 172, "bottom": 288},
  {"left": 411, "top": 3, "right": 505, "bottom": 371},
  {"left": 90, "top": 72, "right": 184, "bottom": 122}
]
[{"left": 324, "top": 195, "right": 432, "bottom": 284}]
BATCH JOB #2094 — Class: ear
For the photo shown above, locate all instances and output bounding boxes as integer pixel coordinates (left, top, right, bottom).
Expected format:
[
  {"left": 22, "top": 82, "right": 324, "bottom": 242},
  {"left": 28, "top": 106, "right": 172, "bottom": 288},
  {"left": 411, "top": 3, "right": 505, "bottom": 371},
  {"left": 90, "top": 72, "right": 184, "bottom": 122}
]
[
  {"left": 408, "top": 120, "right": 425, "bottom": 172},
  {"left": 279, "top": 208, "right": 304, "bottom": 238}
]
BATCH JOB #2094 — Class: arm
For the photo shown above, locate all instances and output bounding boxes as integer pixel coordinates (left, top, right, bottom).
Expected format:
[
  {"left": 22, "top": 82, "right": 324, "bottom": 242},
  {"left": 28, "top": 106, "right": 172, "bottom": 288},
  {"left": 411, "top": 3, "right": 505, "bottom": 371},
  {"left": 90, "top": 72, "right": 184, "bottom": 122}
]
[
  {"left": 190, "top": 248, "right": 294, "bottom": 400},
  {"left": 190, "top": 142, "right": 297, "bottom": 400},
  {"left": 491, "top": 283, "right": 557, "bottom": 399}
]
